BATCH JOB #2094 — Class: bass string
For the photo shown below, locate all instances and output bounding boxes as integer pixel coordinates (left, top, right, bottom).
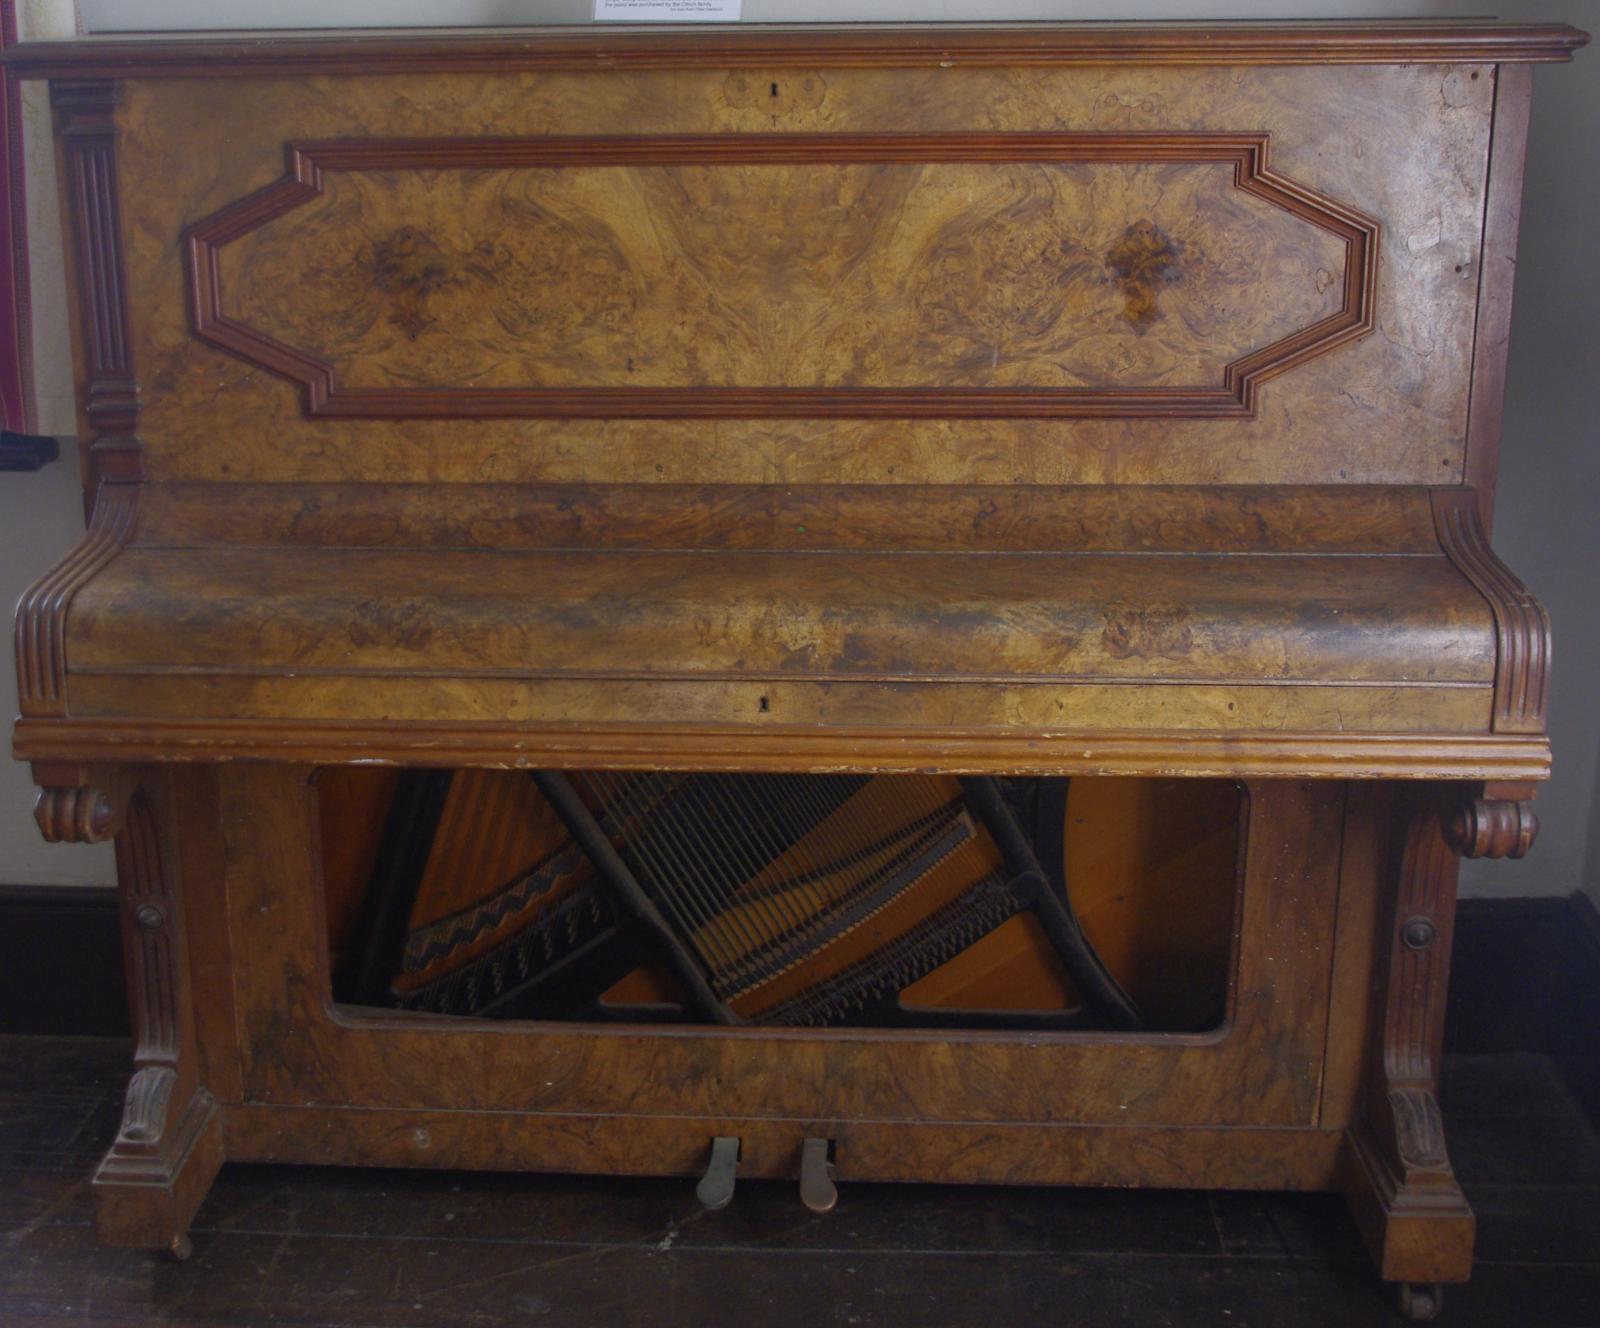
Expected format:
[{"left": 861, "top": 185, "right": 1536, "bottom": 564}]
[{"left": 585, "top": 771, "right": 745, "bottom": 975}]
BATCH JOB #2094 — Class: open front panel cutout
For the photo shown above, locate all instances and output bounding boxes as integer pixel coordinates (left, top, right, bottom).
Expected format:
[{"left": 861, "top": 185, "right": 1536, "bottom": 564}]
[{"left": 319, "top": 769, "right": 1243, "bottom": 1033}]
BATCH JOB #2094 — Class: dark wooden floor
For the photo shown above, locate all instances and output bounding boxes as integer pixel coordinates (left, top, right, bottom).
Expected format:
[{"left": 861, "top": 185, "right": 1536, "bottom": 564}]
[{"left": 2, "top": 1038, "right": 1597, "bottom": 1327}]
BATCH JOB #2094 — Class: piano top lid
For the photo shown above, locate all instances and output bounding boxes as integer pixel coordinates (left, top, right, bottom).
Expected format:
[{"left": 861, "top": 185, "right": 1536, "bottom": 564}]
[{"left": 1, "top": 21, "right": 1588, "bottom": 80}]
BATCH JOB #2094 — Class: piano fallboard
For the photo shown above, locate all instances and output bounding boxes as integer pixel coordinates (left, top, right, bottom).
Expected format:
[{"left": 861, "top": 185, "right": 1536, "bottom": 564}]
[{"left": 15, "top": 482, "right": 1546, "bottom": 778}]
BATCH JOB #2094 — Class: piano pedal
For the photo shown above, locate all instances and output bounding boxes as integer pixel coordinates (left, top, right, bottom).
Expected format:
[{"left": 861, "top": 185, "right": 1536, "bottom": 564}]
[
  {"left": 695, "top": 1135, "right": 740, "bottom": 1211},
  {"left": 799, "top": 1136, "right": 838, "bottom": 1214}
]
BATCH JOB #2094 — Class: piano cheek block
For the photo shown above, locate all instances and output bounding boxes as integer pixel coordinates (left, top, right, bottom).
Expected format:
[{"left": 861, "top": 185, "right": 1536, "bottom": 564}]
[{"left": 9, "top": 20, "right": 1578, "bottom": 1320}]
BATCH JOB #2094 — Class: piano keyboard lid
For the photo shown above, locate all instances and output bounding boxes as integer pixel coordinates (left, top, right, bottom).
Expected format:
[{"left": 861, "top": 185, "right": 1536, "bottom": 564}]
[{"left": 15, "top": 481, "right": 1550, "bottom": 782}]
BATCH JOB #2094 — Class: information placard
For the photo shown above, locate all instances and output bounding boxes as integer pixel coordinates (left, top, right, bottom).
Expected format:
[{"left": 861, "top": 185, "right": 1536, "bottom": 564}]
[{"left": 594, "top": 0, "right": 741, "bottom": 20}]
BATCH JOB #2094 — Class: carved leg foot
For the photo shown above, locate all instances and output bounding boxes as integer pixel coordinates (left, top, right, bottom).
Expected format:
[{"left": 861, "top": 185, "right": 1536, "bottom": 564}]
[
  {"left": 1344, "top": 1113, "right": 1465, "bottom": 1292},
  {"left": 92, "top": 1073, "right": 223, "bottom": 1252},
  {"left": 75, "top": 785, "right": 228, "bottom": 1252},
  {"left": 1339, "top": 786, "right": 1496, "bottom": 1293}
]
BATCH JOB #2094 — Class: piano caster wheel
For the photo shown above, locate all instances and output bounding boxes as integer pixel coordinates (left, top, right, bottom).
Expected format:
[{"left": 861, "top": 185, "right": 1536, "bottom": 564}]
[
  {"left": 799, "top": 1137, "right": 838, "bottom": 1214},
  {"left": 165, "top": 1233, "right": 193, "bottom": 1263},
  {"left": 1397, "top": 1282, "right": 1442, "bottom": 1322},
  {"left": 695, "top": 1136, "right": 740, "bottom": 1211}
]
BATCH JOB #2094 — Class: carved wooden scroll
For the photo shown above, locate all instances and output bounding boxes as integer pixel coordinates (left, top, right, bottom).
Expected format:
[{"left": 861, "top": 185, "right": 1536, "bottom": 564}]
[
  {"left": 186, "top": 133, "right": 1377, "bottom": 421},
  {"left": 12, "top": 481, "right": 137, "bottom": 716},
  {"left": 1432, "top": 488, "right": 1551, "bottom": 735},
  {"left": 34, "top": 782, "right": 122, "bottom": 842},
  {"left": 1444, "top": 796, "right": 1539, "bottom": 860}
]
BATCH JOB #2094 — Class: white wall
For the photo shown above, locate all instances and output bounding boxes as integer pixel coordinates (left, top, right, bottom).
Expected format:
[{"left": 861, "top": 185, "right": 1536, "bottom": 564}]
[
  {"left": 6, "top": 2, "right": 1596, "bottom": 902},
  {"left": 74, "top": 0, "right": 1531, "bottom": 29}
]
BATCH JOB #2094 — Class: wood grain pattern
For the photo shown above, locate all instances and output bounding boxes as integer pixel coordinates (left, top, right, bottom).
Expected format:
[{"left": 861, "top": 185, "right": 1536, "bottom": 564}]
[
  {"left": 222, "top": 1101, "right": 1345, "bottom": 1191},
  {"left": 168, "top": 765, "right": 243, "bottom": 1106},
  {"left": 117, "top": 64, "right": 1490, "bottom": 486},
  {"left": 315, "top": 765, "right": 401, "bottom": 971},
  {"left": 1317, "top": 781, "right": 1391, "bottom": 1135},
  {"left": 61, "top": 547, "right": 1495, "bottom": 685},
  {"left": 129, "top": 482, "right": 1451, "bottom": 555},
  {"left": 53, "top": 676, "right": 1496, "bottom": 745},
  {"left": 2, "top": 23, "right": 1587, "bottom": 81},
  {"left": 48, "top": 548, "right": 1498, "bottom": 744},
  {"left": 1462, "top": 64, "right": 1533, "bottom": 526},
  {"left": 897, "top": 912, "right": 1078, "bottom": 1013},
  {"left": 188, "top": 133, "right": 1371, "bottom": 420},
  {"left": 1064, "top": 778, "right": 1243, "bottom": 1030}
]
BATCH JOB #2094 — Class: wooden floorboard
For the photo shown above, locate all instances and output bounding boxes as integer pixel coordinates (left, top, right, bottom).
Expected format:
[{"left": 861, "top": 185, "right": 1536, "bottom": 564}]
[{"left": 2, "top": 1038, "right": 1597, "bottom": 1326}]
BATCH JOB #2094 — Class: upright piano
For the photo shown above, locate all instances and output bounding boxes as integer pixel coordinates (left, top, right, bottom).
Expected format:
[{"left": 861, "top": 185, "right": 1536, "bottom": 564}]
[{"left": 7, "top": 21, "right": 1587, "bottom": 1317}]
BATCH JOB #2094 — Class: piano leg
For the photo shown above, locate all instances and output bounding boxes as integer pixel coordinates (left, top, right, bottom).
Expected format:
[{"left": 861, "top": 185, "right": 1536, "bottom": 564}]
[
  {"left": 79, "top": 773, "right": 223, "bottom": 1257},
  {"left": 1340, "top": 784, "right": 1478, "bottom": 1308}
]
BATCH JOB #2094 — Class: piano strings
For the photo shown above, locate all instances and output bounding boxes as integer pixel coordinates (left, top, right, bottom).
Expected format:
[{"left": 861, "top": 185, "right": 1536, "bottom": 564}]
[{"left": 324, "top": 770, "right": 1238, "bottom": 1032}]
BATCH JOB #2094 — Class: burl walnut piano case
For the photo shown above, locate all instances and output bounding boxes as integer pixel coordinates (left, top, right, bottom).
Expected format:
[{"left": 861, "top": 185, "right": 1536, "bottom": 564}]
[{"left": 6, "top": 20, "right": 1587, "bottom": 1318}]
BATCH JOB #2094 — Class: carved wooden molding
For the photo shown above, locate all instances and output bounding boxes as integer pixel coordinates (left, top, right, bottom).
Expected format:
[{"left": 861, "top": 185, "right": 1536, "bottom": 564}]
[
  {"left": 118, "top": 1064, "right": 177, "bottom": 1145},
  {"left": 114, "top": 793, "right": 184, "bottom": 1069},
  {"left": 1382, "top": 793, "right": 1459, "bottom": 1090},
  {"left": 5, "top": 24, "right": 1589, "bottom": 81},
  {"left": 13, "top": 480, "right": 138, "bottom": 715},
  {"left": 52, "top": 80, "right": 140, "bottom": 502},
  {"left": 34, "top": 782, "right": 124, "bottom": 843},
  {"left": 1386, "top": 1084, "right": 1449, "bottom": 1174},
  {"left": 1444, "top": 796, "right": 1538, "bottom": 860},
  {"left": 186, "top": 132, "right": 1377, "bottom": 422},
  {"left": 1432, "top": 488, "right": 1551, "bottom": 735},
  {"left": 11, "top": 717, "right": 1552, "bottom": 782}
]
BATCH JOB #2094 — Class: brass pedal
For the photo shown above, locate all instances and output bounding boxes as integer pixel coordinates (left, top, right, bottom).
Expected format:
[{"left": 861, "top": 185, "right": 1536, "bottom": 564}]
[
  {"left": 695, "top": 1135, "right": 740, "bottom": 1211},
  {"left": 799, "top": 1136, "right": 838, "bottom": 1214}
]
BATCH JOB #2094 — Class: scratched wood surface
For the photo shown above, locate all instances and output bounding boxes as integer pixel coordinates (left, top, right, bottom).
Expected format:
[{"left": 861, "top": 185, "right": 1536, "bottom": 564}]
[{"left": 117, "top": 63, "right": 1491, "bottom": 486}]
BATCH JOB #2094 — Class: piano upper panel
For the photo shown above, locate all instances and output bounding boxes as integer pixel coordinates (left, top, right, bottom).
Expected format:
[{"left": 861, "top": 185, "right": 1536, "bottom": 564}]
[
  {"left": 119, "top": 61, "right": 1484, "bottom": 486},
  {"left": 11, "top": 24, "right": 1578, "bottom": 779}
]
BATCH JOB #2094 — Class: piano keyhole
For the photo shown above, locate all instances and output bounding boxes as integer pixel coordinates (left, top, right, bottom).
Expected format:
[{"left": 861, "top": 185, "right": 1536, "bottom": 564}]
[
  {"left": 758, "top": 695, "right": 770, "bottom": 713},
  {"left": 770, "top": 82, "right": 779, "bottom": 97}
]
